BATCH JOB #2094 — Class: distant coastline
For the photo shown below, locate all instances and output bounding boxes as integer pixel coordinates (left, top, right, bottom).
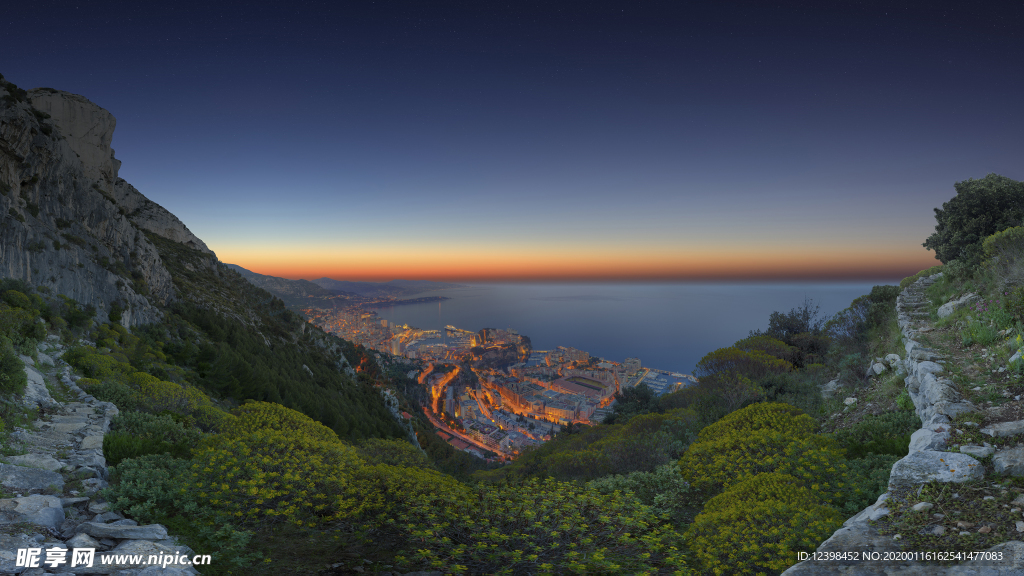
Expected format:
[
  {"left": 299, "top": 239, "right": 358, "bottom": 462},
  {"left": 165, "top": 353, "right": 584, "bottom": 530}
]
[{"left": 362, "top": 296, "right": 451, "bottom": 309}]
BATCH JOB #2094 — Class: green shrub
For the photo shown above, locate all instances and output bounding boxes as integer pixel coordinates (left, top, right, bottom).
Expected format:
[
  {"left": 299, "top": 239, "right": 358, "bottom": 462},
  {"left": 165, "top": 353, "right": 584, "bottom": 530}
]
[
  {"left": 226, "top": 401, "right": 340, "bottom": 443},
  {"left": 103, "top": 432, "right": 189, "bottom": 467},
  {"left": 830, "top": 410, "right": 920, "bottom": 449},
  {"left": 111, "top": 410, "right": 203, "bottom": 446},
  {"left": 837, "top": 453, "right": 901, "bottom": 515},
  {"left": 375, "top": 474, "right": 687, "bottom": 575},
  {"left": 924, "top": 174, "right": 1024, "bottom": 267},
  {"left": 355, "top": 438, "right": 433, "bottom": 469},
  {"left": 588, "top": 463, "right": 693, "bottom": 524},
  {"left": 8, "top": 208, "right": 25, "bottom": 223},
  {"left": 187, "top": 428, "right": 363, "bottom": 529},
  {"left": 104, "top": 454, "right": 193, "bottom": 524},
  {"left": 2, "top": 290, "right": 32, "bottom": 310},
  {"left": 0, "top": 337, "right": 28, "bottom": 395},
  {"left": 679, "top": 403, "right": 847, "bottom": 499},
  {"left": 192, "top": 405, "right": 236, "bottom": 433},
  {"left": 78, "top": 379, "right": 139, "bottom": 410},
  {"left": 686, "top": 472, "right": 844, "bottom": 575}
]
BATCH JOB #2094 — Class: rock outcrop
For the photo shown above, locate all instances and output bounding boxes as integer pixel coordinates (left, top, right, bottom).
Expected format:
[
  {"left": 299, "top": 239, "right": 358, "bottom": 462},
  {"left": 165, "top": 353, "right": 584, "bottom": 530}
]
[{"left": 0, "top": 74, "right": 212, "bottom": 326}]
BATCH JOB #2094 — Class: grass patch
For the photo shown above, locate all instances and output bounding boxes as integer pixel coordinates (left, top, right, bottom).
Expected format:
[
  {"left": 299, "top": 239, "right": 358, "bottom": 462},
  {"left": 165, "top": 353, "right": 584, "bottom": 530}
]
[{"left": 875, "top": 477, "right": 1024, "bottom": 563}]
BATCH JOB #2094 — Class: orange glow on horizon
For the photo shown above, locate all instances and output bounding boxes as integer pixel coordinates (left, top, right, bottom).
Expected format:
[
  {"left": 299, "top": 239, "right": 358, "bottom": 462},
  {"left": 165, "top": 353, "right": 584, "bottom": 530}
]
[{"left": 220, "top": 243, "right": 940, "bottom": 282}]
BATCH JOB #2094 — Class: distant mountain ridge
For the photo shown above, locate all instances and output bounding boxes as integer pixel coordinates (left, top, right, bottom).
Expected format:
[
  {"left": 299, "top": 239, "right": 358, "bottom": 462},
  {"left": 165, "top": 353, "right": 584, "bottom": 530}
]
[{"left": 310, "top": 277, "right": 466, "bottom": 298}]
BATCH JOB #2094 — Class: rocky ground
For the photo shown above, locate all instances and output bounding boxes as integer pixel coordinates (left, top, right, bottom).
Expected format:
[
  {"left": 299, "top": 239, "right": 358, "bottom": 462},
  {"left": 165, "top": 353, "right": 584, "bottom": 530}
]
[
  {"left": 0, "top": 336, "right": 198, "bottom": 575},
  {"left": 785, "top": 274, "right": 1024, "bottom": 575}
]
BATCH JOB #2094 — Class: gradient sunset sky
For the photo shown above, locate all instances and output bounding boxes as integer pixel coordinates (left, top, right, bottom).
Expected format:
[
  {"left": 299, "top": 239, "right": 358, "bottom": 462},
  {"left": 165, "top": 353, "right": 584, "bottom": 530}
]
[{"left": 4, "top": 1, "right": 1022, "bottom": 281}]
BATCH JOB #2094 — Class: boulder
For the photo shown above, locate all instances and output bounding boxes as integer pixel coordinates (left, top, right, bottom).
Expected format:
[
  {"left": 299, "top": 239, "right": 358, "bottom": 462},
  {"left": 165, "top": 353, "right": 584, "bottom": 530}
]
[
  {"left": 0, "top": 533, "right": 44, "bottom": 574},
  {"left": 980, "top": 420, "right": 1024, "bottom": 438},
  {"left": 871, "top": 362, "right": 887, "bottom": 376},
  {"left": 937, "top": 293, "right": 980, "bottom": 318},
  {"left": 21, "top": 364, "right": 57, "bottom": 410},
  {"left": 884, "top": 353, "right": 902, "bottom": 367},
  {"left": 959, "top": 445, "right": 995, "bottom": 459},
  {"left": 889, "top": 451, "right": 985, "bottom": 489},
  {"left": 80, "top": 522, "right": 168, "bottom": 540},
  {"left": 908, "top": 427, "right": 948, "bottom": 452},
  {"left": 993, "top": 447, "right": 1024, "bottom": 476},
  {"left": 0, "top": 463, "right": 64, "bottom": 492},
  {"left": 8, "top": 454, "right": 63, "bottom": 472},
  {"left": 0, "top": 495, "right": 65, "bottom": 531}
]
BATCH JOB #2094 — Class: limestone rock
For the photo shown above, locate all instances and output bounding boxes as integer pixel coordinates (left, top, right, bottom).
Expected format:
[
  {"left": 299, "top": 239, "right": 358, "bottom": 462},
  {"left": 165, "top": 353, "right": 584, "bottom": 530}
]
[
  {"left": 908, "top": 427, "right": 949, "bottom": 452},
  {"left": 84, "top": 539, "right": 200, "bottom": 574},
  {"left": 959, "top": 445, "right": 995, "bottom": 458},
  {"left": 0, "top": 494, "right": 65, "bottom": 531},
  {"left": 981, "top": 420, "right": 1024, "bottom": 438},
  {"left": 0, "top": 533, "right": 44, "bottom": 574},
  {"left": 888, "top": 451, "right": 985, "bottom": 488},
  {"left": 21, "top": 364, "right": 57, "bottom": 410},
  {"left": 80, "top": 521, "right": 169, "bottom": 540},
  {"left": 0, "top": 463, "right": 64, "bottom": 492},
  {"left": 7, "top": 453, "right": 63, "bottom": 472},
  {"left": 937, "top": 293, "right": 980, "bottom": 318},
  {"left": 871, "top": 362, "right": 887, "bottom": 375},
  {"left": 993, "top": 447, "right": 1024, "bottom": 476}
]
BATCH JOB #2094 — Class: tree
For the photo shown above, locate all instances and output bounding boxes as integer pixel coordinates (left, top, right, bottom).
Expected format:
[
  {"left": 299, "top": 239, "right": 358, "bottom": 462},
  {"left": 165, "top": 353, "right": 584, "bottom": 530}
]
[{"left": 923, "top": 174, "right": 1024, "bottom": 268}]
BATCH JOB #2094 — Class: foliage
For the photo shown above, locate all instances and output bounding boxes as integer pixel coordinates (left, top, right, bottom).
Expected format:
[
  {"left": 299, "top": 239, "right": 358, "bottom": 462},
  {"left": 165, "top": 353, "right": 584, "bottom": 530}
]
[
  {"left": 0, "top": 337, "right": 27, "bottom": 395},
  {"left": 103, "top": 432, "right": 190, "bottom": 467},
  {"left": 679, "top": 403, "right": 847, "bottom": 500},
  {"left": 923, "top": 174, "right": 1024, "bottom": 268},
  {"left": 188, "top": 428, "right": 364, "bottom": 529},
  {"left": 686, "top": 472, "right": 844, "bottom": 575},
  {"left": 110, "top": 410, "right": 203, "bottom": 445},
  {"left": 838, "top": 453, "right": 901, "bottom": 515},
  {"left": 373, "top": 475, "right": 689, "bottom": 575},
  {"left": 226, "top": 401, "right": 340, "bottom": 443},
  {"left": 355, "top": 437, "right": 432, "bottom": 469},
  {"left": 981, "top": 226, "right": 1024, "bottom": 290},
  {"left": 829, "top": 410, "right": 920, "bottom": 451},
  {"left": 588, "top": 463, "right": 694, "bottom": 524},
  {"left": 104, "top": 455, "right": 194, "bottom": 525}
]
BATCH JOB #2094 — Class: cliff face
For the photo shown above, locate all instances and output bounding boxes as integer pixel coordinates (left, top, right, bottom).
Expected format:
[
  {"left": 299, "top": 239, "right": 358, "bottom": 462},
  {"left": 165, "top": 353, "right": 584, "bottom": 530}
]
[{"left": 0, "top": 76, "right": 212, "bottom": 325}]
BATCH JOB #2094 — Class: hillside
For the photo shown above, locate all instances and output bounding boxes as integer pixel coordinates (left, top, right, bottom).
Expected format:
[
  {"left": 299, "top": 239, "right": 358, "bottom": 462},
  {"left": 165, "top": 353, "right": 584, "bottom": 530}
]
[{"left": 5, "top": 70, "right": 1024, "bottom": 575}]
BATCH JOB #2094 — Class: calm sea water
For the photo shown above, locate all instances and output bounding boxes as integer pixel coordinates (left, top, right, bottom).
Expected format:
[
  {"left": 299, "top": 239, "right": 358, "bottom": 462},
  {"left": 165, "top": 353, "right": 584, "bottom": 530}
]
[{"left": 373, "top": 282, "right": 897, "bottom": 375}]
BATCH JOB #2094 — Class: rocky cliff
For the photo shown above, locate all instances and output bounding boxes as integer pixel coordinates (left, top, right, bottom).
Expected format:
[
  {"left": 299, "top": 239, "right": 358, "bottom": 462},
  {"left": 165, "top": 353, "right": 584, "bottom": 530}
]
[{"left": 0, "top": 74, "right": 212, "bottom": 325}]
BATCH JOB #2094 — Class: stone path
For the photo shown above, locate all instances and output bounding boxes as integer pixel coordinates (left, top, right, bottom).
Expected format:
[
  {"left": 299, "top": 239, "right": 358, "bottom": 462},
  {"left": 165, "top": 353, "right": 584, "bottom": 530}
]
[
  {"left": 0, "top": 337, "right": 198, "bottom": 575},
  {"left": 785, "top": 273, "right": 1024, "bottom": 574}
]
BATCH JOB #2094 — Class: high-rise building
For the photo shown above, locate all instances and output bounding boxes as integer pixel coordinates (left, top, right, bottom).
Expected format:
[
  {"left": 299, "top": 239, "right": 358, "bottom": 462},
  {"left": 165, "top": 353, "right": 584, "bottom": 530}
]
[{"left": 624, "top": 357, "right": 641, "bottom": 372}]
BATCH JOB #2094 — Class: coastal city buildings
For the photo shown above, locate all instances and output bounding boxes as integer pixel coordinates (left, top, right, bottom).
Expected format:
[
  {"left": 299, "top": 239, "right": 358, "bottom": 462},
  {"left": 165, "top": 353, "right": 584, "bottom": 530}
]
[{"left": 303, "top": 304, "right": 697, "bottom": 459}]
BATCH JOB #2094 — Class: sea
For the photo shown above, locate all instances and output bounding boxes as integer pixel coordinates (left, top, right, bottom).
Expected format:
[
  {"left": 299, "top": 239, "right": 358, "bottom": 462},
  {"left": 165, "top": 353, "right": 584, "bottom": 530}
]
[{"left": 372, "top": 281, "right": 898, "bottom": 376}]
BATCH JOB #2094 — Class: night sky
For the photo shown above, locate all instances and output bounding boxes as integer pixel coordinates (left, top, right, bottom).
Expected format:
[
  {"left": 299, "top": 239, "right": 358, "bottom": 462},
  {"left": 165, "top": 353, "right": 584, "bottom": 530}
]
[{"left": 4, "top": 1, "right": 1022, "bottom": 281}]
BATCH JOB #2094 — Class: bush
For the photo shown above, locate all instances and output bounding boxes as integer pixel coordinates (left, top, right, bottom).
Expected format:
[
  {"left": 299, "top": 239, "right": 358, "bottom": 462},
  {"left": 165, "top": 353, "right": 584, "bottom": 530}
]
[
  {"left": 78, "top": 379, "right": 140, "bottom": 410},
  {"left": 924, "top": 174, "right": 1024, "bottom": 267},
  {"left": 192, "top": 405, "right": 236, "bottom": 433},
  {"left": 588, "top": 463, "right": 693, "bottom": 524},
  {"left": 376, "top": 475, "right": 687, "bottom": 575},
  {"left": 111, "top": 411, "right": 203, "bottom": 446},
  {"left": 830, "top": 410, "right": 920, "bottom": 449},
  {"left": 103, "top": 432, "right": 189, "bottom": 466},
  {"left": 2, "top": 290, "right": 32, "bottom": 310},
  {"left": 355, "top": 438, "right": 433, "bottom": 469},
  {"left": 686, "top": 472, "right": 844, "bottom": 575},
  {"left": 679, "top": 403, "right": 847, "bottom": 499},
  {"left": 226, "top": 401, "right": 340, "bottom": 443},
  {"left": 0, "top": 337, "right": 28, "bottom": 395},
  {"left": 104, "top": 455, "right": 193, "bottom": 524},
  {"left": 837, "top": 453, "right": 901, "bottom": 515},
  {"left": 188, "top": 428, "right": 363, "bottom": 529}
]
